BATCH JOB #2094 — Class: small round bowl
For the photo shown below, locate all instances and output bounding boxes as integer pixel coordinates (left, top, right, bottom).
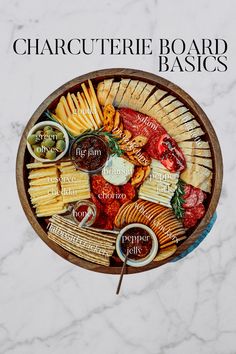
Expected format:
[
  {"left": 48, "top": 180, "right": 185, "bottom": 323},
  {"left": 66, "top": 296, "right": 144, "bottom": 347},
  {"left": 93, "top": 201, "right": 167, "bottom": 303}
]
[
  {"left": 26, "top": 121, "right": 69, "bottom": 162},
  {"left": 69, "top": 133, "right": 109, "bottom": 173},
  {"left": 116, "top": 223, "right": 159, "bottom": 267},
  {"left": 72, "top": 200, "right": 97, "bottom": 227}
]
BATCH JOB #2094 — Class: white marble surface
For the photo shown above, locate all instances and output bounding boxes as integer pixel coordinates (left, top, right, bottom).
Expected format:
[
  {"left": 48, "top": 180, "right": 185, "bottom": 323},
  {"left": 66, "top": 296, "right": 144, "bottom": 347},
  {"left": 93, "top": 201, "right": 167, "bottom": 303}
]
[{"left": 0, "top": 0, "right": 236, "bottom": 353}]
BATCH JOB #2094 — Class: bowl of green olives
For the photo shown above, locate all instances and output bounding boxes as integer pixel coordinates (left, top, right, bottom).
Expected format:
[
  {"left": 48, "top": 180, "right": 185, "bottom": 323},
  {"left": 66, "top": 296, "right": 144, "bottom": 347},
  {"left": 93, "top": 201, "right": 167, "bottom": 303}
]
[{"left": 26, "top": 121, "right": 69, "bottom": 162}]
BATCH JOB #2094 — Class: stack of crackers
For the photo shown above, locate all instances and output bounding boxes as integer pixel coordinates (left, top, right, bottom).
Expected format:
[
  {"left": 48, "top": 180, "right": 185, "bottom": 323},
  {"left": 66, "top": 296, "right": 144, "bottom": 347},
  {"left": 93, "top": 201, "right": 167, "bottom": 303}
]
[
  {"left": 27, "top": 161, "right": 90, "bottom": 217},
  {"left": 114, "top": 199, "right": 186, "bottom": 249},
  {"left": 139, "top": 160, "right": 179, "bottom": 208},
  {"left": 149, "top": 209, "right": 186, "bottom": 249},
  {"left": 48, "top": 215, "right": 116, "bottom": 266}
]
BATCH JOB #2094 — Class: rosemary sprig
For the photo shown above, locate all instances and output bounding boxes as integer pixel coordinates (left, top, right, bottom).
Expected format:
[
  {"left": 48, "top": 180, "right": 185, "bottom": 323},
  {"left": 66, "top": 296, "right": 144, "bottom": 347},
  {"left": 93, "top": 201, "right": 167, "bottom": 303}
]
[
  {"left": 98, "top": 130, "right": 124, "bottom": 157},
  {"left": 171, "top": 179, "right": 185, "bottom": 219}
]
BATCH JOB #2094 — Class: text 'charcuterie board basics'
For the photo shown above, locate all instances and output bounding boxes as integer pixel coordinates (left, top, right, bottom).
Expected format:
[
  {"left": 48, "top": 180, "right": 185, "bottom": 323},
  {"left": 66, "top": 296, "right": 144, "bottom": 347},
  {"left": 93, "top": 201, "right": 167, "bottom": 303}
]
[{"left": 16, "top": 69, "right": 223, "bottom": 274}]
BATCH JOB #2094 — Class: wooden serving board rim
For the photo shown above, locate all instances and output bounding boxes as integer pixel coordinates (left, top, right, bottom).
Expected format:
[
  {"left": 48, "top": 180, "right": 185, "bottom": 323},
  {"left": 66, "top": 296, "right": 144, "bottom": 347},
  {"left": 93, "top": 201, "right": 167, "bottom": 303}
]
[{"left": 16, "top": 68, "right": 223, "bottom": 275}]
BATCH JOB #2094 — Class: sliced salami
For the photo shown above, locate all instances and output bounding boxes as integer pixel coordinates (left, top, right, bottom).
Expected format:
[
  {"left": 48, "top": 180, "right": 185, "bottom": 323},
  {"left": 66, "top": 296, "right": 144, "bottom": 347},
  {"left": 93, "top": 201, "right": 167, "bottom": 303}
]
[
  {"left": 195, "top": 189, "right": 206, "bottom": 205},
  {"left": 183, "top": 209, "right": 197, "bottom": 228},
  {"left": 184, "top": 184, "right": 192, "bottom": 199},
  {"left": 192, "top": 204, "right": 205, "bottom": 219},
  {"left": 183, "top": 188, "right": 198, "bottom": 208}
]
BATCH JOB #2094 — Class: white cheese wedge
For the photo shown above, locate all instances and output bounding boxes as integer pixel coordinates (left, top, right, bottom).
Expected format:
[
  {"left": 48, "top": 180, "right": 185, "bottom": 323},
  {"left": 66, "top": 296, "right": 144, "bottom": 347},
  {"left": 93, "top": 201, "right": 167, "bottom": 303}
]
[{"left": 102, "top": 155, "right": 134, "bottom": 186}]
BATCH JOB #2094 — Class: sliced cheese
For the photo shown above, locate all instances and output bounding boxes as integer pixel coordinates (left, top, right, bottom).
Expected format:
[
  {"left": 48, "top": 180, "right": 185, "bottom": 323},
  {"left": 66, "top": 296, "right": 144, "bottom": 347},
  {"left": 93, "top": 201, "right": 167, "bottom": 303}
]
[
  {"left": 113, "top": 79, "right": 130, "bottom": 107},
  {"left": 134, "top": 83, "right": 156, "bottom": 111},
  {"left": 178, "top": 141, "right": 210, "bottom": 149},
  {"left": 96, "top": 81, "right": 105, "bottom": 108},
  {"left": 104, "top": 82, "right": 120, "bottom": 106},
  {"left": 139, "top": 89, "right": 167, "bottom": 114},
  {"left": 167, "top": 119, "right": 200, "bottom": 136},
  {"left": 181, "top": 147, "right": 211, "bottom": 158},
  {"left": 160, "top": 107, "right": 190, "bottom": 126},
  {"left": 173, "top": 127, "right": 205, "bottom": 142},
  {"left": 118, "top": 80, "right": 139, "bottom": 108},
  {"left": 163, "top": 111, "right": 194, "bottom": 130},
  {"left": 99, "top": 79, "right": 114, "bottom": 106},
  {"left": 128, "top": 81, "right": 147, "bottom": 109},
  {"left": 185, "top": 155, "right": 213, "bottom": 169},
  {"left": 180, "top": 161, "right": 212, "bottom": 192}
]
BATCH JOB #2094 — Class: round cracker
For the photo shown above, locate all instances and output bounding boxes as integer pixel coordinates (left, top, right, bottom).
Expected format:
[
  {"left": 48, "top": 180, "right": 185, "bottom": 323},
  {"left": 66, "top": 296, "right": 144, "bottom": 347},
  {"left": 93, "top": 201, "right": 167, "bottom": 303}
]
[{"left": 114, "top": 202, "right": 132, "bottom": 228}]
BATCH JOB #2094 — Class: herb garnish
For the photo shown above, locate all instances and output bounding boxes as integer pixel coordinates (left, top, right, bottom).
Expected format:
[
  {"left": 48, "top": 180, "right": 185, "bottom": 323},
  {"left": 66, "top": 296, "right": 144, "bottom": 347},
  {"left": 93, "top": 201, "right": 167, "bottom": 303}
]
[{"left": 171, "top": 179, "right": 185, "bottom": 219}]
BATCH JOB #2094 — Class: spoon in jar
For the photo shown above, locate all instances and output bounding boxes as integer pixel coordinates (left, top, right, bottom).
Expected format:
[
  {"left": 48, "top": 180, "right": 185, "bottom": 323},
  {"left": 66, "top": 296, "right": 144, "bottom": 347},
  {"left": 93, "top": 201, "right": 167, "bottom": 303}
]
[
  {"left": 116, "top": 250, "right": 129, "bottom": 295},
  {"left": 79, "top": 207, "right": 93, "bottom": 228}
]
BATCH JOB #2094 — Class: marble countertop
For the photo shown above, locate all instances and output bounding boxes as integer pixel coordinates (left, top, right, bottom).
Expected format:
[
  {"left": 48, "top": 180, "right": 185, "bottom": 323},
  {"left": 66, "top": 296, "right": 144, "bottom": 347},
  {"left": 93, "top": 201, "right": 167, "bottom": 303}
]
[{"left": 1, "top": 0, "right": 236, "bottom": 353}]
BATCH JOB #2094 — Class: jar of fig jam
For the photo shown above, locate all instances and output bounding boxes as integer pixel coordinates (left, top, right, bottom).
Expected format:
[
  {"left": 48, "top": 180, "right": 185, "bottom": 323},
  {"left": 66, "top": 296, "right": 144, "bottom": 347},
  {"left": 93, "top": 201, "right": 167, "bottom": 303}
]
[{"left": 70, "top": 133, "right": 109, "bottom": 173}]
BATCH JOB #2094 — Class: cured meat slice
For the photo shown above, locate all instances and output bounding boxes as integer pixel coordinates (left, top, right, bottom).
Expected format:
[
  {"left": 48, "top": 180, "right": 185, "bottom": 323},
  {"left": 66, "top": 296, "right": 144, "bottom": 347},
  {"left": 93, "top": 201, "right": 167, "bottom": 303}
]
[
  {"left": 91, "top": 175, "right": 106, "bottom": 194},
  {"left": 120, "top": 183, "right": 136, "bottom": 204},
  {"left": 183, "top": 209, "right": 197, "bottom": 228},
  {"left": 183, "top": 184, "right": 192, "bottom": 199},
  {"left": 97, "top": 182, "right": 115, "bottom": 204},
  {"left": 195, "top": 189, "right": 206, "bottom": 205},
  {"left": 90, "top": 193, "right": 102, "bottom": 221},
  {"left": 183, "top": 188, "right": 198, "bottom": 208},
  {"left": 193, "top": 204, "right": 205, "bottom": 219},
  {"left": 104, "top": 200, "right": 121, "bottom": 218}
]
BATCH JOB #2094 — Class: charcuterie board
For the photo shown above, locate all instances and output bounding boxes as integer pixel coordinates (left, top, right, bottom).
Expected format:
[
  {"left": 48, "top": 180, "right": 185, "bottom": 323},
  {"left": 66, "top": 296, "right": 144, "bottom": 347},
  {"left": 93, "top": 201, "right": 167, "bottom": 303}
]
[{"left": 16, "top": 68, "right": 223, "bottom": 274}]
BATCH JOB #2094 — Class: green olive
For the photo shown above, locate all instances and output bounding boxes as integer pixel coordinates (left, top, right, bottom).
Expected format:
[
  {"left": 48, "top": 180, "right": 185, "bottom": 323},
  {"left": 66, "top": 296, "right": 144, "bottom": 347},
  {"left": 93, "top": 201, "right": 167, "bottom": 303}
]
[
  {"left": 35, "top": 130, "right": 44, "bottom": 140},
  {"left": 56, "top": 131, "right": 64, "bottom": 140},
  {"left": 27, "top": 134, "right": 37, "bottom": 145},
  {"left": 46, "top": 150, "right": 56, "bottom": 160},
  {"left": 42, "top": 138, "right": 55, "bottom": 148},
  {"left": 44, "top": 130, "right": 55, "bottom": 139},
  {"left": 43, "top": 125, "right": 53, "bottom": 132},
  {"left": 34, "top": 146, "right": 44, "bottom": 158},
  {"left": 51, "top": 130, "right": 58, "bottom": 140},
  {"left": 56, "top": 140, "right": 66, "bottom": 152}
]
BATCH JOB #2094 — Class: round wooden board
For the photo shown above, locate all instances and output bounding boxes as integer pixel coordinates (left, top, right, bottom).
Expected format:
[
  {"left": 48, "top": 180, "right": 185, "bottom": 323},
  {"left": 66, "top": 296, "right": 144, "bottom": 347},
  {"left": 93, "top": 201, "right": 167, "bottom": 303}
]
[{"left": 16, "top": 68, "right": 223, "bottom": 274}]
